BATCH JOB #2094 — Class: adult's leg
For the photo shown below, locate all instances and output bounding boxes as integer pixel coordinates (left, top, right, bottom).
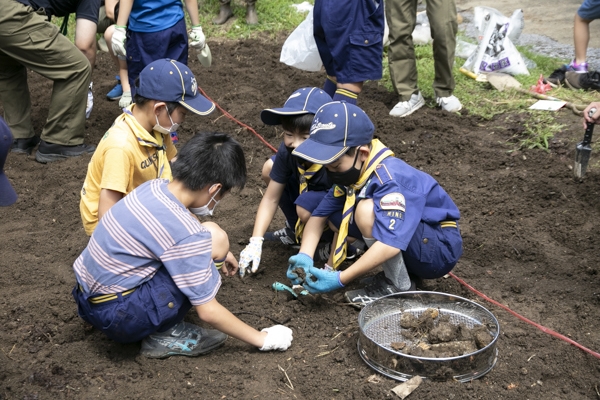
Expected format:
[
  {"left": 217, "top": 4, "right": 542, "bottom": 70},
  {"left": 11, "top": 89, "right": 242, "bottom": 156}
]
[
  {"left": 0, "top": 2, "right": 90, "bottom": 146},
  {"left": 386, "top": 0, "right": 418, "bottom": 100},
  {"left": 427, "top": 0, "right": 457, "bottom": 99},
  {"left": 574, "top": 14, "right": 591, "bottom": 65}
]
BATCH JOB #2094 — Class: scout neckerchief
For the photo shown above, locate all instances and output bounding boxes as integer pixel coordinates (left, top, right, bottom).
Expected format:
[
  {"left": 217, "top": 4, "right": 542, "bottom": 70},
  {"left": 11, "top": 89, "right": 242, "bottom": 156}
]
[
  {"left": 294, "top": 161, "right": 323, "bottom": 242},
  {"left": 119, "top": 105, "right": 172, "bottom": 180},
  {"left": 332, "top": 139, "right": 394, "bottom": 269}
]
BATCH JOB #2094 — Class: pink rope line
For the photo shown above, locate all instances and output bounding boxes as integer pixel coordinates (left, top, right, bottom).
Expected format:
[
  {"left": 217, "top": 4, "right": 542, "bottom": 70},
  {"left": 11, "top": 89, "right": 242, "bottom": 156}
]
[
  {"left": 199, "top": 87, "right": 278, "bottom": 153},
  {"left": 449, "top": 272, "right": 600, "bottom": 359}
]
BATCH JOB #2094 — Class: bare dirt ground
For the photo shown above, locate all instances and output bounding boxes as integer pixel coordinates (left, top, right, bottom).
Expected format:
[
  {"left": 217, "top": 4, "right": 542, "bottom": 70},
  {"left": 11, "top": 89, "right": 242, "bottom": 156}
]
[{"left": 1, "top": 28, "right": 600, "bottom": 400}]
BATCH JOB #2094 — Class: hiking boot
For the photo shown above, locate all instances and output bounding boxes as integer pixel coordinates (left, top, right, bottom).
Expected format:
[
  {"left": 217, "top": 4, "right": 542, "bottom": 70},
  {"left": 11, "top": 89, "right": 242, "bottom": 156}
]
[
  {"left": 106, "top": 76, "right": 123, "bottom": 101},
  {"left": 140, "top": 322, "right": 227, "bottom": 359},
  {"left": 35, "top": 140, "right": 96, "bottom": 163},
  {"left": 264, "top": 221, "right": 297, "bottom": 246},
  {"left": 546, "top": 65, "right": 568, "bottom": 87},
  {"left": 436, "top": 95, "right": 462, "bottom": 113},
  {"left": 315, "top": 243, "right": 361, "bottom": 263},
  {"left": 567, "top": 59, "right": 588, "bottom": 73},
  {"left": 246, "top": 3, "right": 258, "bottom": 25},
  {"left": 565, "top": 71, "right": 600, "bottom": 91},
  {"left": 389, "top": 92, "right": 425, "bottom": 117},
  {"left": 11, "top": 135, "right": 40, "bottom": 155},
  {"left": 345, "top": 272, "right": 415, "bottom": 309},
  {"left": 213, "top": 1, "right": 233, "bottom": 25}
]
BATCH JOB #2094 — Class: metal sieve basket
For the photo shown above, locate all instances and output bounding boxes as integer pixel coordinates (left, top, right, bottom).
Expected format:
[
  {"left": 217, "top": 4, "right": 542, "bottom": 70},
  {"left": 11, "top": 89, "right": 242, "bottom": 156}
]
[{"left": 357, "top": 291, "right": 500, "bottom": 382}]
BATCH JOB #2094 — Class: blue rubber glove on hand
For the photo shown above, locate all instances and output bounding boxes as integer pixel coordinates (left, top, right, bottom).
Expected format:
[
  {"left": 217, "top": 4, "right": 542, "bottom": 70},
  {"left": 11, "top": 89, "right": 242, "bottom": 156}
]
[
  {"left": 303, "top": 265, "right": 344, "bottom": 294},
  {"left": 286, "top": 253, "right": 314, "bottom": 285}
]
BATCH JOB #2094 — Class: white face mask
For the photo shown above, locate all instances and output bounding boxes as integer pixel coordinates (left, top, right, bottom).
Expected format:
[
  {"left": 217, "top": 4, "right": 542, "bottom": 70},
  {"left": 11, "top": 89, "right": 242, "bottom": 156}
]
[
  {"left": 153, "top": 107, "right": 180, "bottom": 135},
  {"left": 190, "top": 186, "right": 221, "bottom": 217}
]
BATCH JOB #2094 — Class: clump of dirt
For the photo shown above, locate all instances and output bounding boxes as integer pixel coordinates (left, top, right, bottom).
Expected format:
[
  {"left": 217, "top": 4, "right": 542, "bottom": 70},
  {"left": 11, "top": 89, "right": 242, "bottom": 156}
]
[
  {"left": 391, "top": 308, "right": 493, "bottom": 358},
  {"left": 292, "top": 268, "right": 306, "bottom": 282}
]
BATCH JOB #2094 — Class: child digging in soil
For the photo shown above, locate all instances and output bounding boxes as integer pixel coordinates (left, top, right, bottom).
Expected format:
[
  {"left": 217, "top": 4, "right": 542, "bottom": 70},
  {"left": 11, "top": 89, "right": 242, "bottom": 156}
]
[
  {"left": 238, "top": 87, "right": 340, "bottom": 277},
  {"left": 72, "top": 132, "right": 293, "bottom": 358},
  {"left": 79, "top": 59, "right": 215, "bottom": 236},
  {"left": 286, "top": 101, "right": 463, "bottom": 308}
]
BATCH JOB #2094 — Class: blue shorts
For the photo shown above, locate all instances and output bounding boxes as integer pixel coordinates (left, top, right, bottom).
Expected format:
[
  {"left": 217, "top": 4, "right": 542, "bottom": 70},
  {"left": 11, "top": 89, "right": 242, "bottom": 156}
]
[
  {"left": 313, "top": 0, "right": 384, "bottom": 83},
  {"left": 578, "top": 0, "right": 600, "bottom": 20},
  {"left": 73, "top": 267, "right": 192, "bottom": 343},
  {"left": 328, "top": 210, "right": 462, "bottom": 279},
  {"left": 126, "top": 18, "right": 188, "bottom": 96}
]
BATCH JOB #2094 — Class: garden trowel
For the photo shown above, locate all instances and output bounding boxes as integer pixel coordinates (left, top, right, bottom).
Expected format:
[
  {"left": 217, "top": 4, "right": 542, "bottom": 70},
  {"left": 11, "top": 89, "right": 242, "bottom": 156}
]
[{"left": 574, "top": 108, "right": 596, "bottom": 179}]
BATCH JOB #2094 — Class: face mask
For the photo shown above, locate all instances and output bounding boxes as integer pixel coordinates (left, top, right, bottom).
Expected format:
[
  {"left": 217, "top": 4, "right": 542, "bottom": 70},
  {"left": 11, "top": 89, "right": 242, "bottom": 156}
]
[
  {"left": 326, "top": 150, "right": 362, "bottom": 187},
  {"left": 190, "top": 187, "right": 221, "bottom": 217},
  {"left": 153, "top": 107, "right": 180, "bottom": 135},
  {"left": 285, "top": 145, "right": 295, "bottom": 154}
]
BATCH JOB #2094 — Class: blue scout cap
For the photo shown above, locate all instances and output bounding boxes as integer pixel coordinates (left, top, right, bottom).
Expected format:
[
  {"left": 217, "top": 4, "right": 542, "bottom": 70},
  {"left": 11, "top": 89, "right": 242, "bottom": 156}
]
[
  {"left": 0, "top": 117, "right": 17, "bottom": 206},
  {"left": 261, "top": 87, "right": 333, "bottom": 126},
  {"left": 136, "top": 59, "right": 215, "bottom": 116},
  {"left": 293, "top": 101, "right": 375, "bottom": 164}
]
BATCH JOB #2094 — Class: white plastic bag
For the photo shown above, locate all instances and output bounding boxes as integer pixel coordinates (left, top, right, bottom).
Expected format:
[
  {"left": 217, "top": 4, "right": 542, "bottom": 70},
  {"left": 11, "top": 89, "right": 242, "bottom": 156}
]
[
  {"left": 462, "top": 7, "right": 529, "bottom": 76},
  {"left": 412, "top": 11, "right": 432, "bottom": 45},
  {"left": 280, "top": 9, "right": 323, "bottom": 72}
]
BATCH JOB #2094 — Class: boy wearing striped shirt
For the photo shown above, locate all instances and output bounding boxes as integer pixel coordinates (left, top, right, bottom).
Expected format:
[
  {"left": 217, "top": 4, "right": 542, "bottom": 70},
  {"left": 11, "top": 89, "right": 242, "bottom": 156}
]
[{"left": 73, "top": 132, "right": 293, "bottom": 358}]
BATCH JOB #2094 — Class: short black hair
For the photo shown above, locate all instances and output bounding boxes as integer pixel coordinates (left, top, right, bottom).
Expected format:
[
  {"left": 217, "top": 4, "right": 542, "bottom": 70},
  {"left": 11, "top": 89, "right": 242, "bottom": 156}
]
[
  {"left": 171, "top": 132, "right": 246, "bottom": 193},
  {"left": 281, "top": 114, "right": 314, "bottom": 134}
]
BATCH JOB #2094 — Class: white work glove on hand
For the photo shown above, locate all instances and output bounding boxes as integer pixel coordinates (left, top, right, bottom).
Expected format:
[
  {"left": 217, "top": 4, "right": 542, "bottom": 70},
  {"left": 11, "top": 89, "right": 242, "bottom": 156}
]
[
  {"left": 189, "top": 25, "right": 206, "bottom": 49},
  {"left": 239, "top": 237, "right": 264, "bottom": 277},
  {"left": 119, "top": 91, "right": 132, "bottom": 108},
  {"left": 111, "top": 25, "right": 127, "bottom": 57},
  {"left": 259, "top": 325, "right": 293, "bottom": 351}
]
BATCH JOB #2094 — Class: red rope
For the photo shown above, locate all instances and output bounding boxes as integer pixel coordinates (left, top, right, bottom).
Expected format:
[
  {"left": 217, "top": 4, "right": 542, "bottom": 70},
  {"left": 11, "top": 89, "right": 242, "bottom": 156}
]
[
  {"left": 448, "top": 272, "right": 600, "bottom": 359},
  {"left": 198, "top": 88, "right": 600, "bottom": 360},
  {"left": 199, "top": 87, "right": 278, "bottom": 153}
]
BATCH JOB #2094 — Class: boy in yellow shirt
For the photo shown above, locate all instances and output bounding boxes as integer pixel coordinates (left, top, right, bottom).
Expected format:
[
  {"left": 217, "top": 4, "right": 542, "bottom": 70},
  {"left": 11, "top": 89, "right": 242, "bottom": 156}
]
[{"left": 80, "top": 58, "right": 215, "bottom": 236}]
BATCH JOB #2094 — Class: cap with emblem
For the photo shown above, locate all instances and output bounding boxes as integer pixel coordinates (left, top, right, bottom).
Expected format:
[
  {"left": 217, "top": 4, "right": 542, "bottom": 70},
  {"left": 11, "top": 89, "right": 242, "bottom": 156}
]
[
  {"left": 293, "top": 101, "right": 374, "bottom": 164},
  {"left": 0, "top": 117, "right": 18, "bottom": 206},
  {"left": 136, "top": 59, "right": 215, "bottom": 116},
  {"left": 261, "top": 87, "right": 332, "bottom": 125}
]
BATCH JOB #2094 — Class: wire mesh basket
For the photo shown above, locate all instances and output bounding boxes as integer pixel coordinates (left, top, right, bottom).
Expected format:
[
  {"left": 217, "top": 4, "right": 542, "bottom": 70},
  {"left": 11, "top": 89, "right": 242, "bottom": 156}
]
[{"left": 357, "top": 291, "right": 499, "bottom": 382}]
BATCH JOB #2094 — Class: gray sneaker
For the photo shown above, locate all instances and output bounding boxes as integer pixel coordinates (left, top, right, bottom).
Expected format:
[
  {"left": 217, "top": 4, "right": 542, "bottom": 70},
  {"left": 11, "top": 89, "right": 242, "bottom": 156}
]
[
  {"left": 345, "top": 273, "right": 415, "bottom": 309},
  {"left": 264, "top": 221, "right": 298, "bottom": 247},
  {"left": 389, "top": 92, "right": 425, "bottom": 117},
  {"left": 140, "top": 322, "right": 227, "bottom": 359}
]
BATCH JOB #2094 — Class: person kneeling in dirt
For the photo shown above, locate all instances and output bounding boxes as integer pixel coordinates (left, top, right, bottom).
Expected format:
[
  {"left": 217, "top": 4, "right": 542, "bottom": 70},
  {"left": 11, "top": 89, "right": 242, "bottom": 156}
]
[
  {"left": 238, "top": 87, "right": 364, "bottom": 277},
  {"left": 79, "top": 59, "right": 215, "bottom": 236},
  {"left": 72, "top": 132, "right": 293, "bottom": 358},
  {"left": 286, "top": 101, "right": 463, "bottom": 308}
]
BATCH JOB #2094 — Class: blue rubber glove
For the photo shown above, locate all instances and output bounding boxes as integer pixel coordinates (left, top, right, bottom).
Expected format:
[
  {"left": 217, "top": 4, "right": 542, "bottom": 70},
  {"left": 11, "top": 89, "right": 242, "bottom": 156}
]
[
  {"left": 286, "top": 253, "right": 314, "bottom": 285},
  {"left": 303, "top": 265, "right": 344, "bottom": 294}
]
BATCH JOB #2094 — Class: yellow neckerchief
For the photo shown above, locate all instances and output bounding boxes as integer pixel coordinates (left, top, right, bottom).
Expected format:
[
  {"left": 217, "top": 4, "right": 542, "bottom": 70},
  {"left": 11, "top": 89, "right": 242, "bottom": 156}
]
[
  {"left": 118, "top": 104, "right": 171, "bottom": 180},
  {"left": 332, "top": 139, "right": 394, "bottom": 269},
  {"left": 294, "top": 161, "right": 323, "bottom": 242}
]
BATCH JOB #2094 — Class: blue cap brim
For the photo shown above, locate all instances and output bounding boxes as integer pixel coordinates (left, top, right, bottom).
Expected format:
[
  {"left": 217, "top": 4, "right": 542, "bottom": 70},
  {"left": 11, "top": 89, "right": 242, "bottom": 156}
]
[
  {"left": 260, "top": 108, "right": 310, "bottom": 126},
  {"left": 0, "top": 173, "right": 17, "bottom": 206},
  {"left": 179, "top": 96, "right": 215, "bottom": 116},
  {"left": 292, "top": 138, "right": 349, "bottom": 164}
]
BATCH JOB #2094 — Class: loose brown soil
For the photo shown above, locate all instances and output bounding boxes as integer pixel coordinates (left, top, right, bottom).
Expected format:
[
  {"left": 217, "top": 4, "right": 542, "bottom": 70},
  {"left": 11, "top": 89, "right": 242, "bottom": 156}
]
[{"left": 1, "top": 36, "right": 599, "bottom": 399}]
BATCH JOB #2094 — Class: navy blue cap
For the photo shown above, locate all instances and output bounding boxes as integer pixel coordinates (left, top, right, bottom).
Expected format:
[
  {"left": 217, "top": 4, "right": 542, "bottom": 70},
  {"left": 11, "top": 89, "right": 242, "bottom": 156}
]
[
  {"left": 261, "top": 87, "right": 333, "bottom": 125},
  {"left": 293, "top": 102, "right": 375, "bottom": 164},
  {"left": 136, "top": 59, "right": 215, "bottom": 116},
  {"left": 0, "top": 117, "right": 17, "bottom": 206}
]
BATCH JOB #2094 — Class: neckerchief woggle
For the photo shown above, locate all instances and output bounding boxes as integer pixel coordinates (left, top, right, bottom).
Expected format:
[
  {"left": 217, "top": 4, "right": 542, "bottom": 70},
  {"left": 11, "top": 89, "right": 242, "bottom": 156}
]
[
  {"left": 118, "top": 105, "right": 172, "bottom": 180},
  {"left": 294, "top": 162, "right": 323, "bottom": 243},
  {"left": 332, "top": 139, "right": 394, "bottom": 269}
]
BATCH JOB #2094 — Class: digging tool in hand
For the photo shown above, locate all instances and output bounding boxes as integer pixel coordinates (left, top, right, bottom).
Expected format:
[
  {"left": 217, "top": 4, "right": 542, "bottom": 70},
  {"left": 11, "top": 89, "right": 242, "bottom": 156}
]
[{"left": 574, "top": 108, "right": 596, "bottom": 179}]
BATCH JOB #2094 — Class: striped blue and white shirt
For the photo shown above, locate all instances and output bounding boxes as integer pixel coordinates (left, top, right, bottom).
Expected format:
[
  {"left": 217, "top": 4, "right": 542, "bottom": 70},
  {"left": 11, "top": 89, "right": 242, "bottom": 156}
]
[{"left": 73, "top": 179, "right": 221, "bottom": 306}]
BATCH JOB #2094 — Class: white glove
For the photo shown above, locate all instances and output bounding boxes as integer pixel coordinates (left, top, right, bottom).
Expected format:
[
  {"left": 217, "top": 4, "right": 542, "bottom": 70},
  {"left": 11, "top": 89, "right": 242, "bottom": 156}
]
[
  {"left": 86, "top": 82, "right": 93, "bottom": 119},
  {"left": 119, "top": 91, "right": 132, "bottom": 108},
  {"left": 239, "top": 237, "right": 264, "bottom": 277},
  {"left": 189, "top": 25, "right": 206, "bottom": 49},
  {"left": 259, "top": 325, "right": 293, "bottom": 351},
  {"left": 111, "top": 25, "right": 127, "bottom": 57}
]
